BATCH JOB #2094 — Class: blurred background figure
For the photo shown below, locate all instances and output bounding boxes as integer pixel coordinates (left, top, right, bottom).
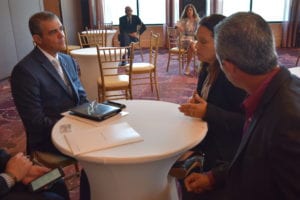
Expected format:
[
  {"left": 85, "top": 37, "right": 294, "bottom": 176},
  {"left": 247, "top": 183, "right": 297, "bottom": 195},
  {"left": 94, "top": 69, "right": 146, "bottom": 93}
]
[
  {"left": 119, "top": 6, "right": 144, "bottom": 65},
  {"left": 176, "top": 4, "right": 200, "bottom": 76}
]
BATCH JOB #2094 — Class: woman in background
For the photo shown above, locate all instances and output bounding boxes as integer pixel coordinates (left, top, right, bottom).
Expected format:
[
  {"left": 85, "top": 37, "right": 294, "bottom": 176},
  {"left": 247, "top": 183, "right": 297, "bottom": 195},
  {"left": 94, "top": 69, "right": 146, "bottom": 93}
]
[{"left": 176, "top": 4, "right": 200, "bottom": 76}]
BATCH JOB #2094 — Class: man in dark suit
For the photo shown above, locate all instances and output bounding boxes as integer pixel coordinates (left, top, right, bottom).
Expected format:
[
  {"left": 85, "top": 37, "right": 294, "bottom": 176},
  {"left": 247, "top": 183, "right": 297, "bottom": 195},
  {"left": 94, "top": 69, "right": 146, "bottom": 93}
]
[
  {"left": 0, "top": 149, "right": 69, "bottom": 200},
  {"left": 10, "top": 11, "right": 90, "bottom": 200},
  {"left": 184, "top": 12, "right": 300, "bottom": 199},
  {"left": 119, "top": 6, "right": 143, "bottom": 64}
]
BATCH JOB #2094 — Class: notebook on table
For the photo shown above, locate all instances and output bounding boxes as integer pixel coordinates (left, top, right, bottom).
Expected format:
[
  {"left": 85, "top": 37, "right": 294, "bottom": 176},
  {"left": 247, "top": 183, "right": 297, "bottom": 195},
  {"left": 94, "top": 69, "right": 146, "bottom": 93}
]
[
  {"left": 64, "top": 122, "right": 143, "bottom": 155},
  {"left": 69, "top": 101, "right": 122, "bottom": 121}
]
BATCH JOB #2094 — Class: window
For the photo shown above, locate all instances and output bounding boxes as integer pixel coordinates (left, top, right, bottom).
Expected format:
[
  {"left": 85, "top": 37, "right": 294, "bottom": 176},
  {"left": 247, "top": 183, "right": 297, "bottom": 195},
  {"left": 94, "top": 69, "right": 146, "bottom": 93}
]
[
  {"left": 139, "top": 0, "right": 166, "bottom": 24},
  {"left": 252, "top": 0, "right": 290, "bottom": 22},
  {"left": 222, "top": 0, "right": 290, "bottom": 22},
  {"left": 222, "top": 0, "right": 250, "bottom": 16},
  {"left": 103, "top": 0, "right": 136, "bottom": 25},
  {"left": 103, "top": 0, "right": 166, "bottom": 25}
]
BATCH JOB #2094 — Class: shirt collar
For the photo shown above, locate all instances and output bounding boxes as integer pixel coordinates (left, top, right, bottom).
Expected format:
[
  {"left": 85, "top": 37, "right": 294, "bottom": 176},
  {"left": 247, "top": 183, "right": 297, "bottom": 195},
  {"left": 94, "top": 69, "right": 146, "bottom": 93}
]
[
  {"left": 243, "top": 67, "right": 281, "bottom": 119},
  {"left": 37, "top": 46, "right": 58, "bottom": 62}
]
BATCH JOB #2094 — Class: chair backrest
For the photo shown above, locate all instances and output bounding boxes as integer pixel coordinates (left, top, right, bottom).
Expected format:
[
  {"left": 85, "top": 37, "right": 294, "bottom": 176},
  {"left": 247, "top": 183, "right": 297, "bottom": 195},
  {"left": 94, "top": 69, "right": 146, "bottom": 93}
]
[
  {"left": 78, "top": 28, "right": 107, "bottom": 48},
  {"left": 97, "top": 21, "right": 113, "bottom": 30},
  {"left": 96, "top": 45, "right": 134, "bottom": 101},
  {"left": 167, "top": 26, "right": 181, "bottom": 50},
  {"left": 133, "top": 25, "right": 144, "bottom": 61},
  {"left": 149, "top": 31, "right": 160, "bottom": 66}
]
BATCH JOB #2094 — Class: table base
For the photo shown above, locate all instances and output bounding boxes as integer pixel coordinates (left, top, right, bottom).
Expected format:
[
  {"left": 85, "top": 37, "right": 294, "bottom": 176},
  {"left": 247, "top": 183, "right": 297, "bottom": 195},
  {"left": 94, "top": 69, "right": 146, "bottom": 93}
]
[{"left": 81, "top": 156, "right": 180, "bottom": 200}]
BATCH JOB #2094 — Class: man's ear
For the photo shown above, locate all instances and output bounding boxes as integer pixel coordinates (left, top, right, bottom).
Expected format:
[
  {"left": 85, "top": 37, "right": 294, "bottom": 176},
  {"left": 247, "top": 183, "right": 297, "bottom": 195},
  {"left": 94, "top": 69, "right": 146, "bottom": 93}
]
[{"left": 32, "top": 34, "right": 41, "bottom": 45}]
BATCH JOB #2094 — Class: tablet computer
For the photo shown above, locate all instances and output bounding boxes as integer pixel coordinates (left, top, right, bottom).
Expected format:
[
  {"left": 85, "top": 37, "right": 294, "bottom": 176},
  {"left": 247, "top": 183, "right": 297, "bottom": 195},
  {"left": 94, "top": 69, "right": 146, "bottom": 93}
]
[{"left": 69, "top": 101, "right": 122, "bottom": 121}]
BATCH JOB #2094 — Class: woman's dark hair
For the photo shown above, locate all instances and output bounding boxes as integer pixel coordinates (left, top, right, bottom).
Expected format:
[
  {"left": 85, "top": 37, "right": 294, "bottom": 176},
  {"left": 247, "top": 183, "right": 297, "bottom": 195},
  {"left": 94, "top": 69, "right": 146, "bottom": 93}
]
[
  {"left": 199, "top": 14, "right": 226, "bottom": 37},
  {"left": 198, "top": 14, "right": 226, "bottom": 81}
]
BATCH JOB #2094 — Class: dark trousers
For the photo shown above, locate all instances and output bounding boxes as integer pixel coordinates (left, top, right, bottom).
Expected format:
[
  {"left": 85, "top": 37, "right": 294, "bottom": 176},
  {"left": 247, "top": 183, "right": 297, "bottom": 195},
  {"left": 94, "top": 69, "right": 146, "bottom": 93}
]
[{"left": 119, "top": 32, "right": 139, "bottom": 58}]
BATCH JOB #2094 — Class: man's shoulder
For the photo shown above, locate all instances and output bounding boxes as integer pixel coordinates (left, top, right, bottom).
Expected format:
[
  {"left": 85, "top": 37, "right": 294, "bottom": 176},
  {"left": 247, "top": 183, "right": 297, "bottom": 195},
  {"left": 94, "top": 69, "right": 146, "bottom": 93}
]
[
  {"left": 119, "top": 15, "right": 127, "bottom": 20},
  {"left": 13, "top": 48, "right": 41, "bottom": 71},
  {"left": 132, "top": 15, "right": 140, "bottom": 19},
  {"left": 58, "top": 52, "right": 72, "bottom": 61}
]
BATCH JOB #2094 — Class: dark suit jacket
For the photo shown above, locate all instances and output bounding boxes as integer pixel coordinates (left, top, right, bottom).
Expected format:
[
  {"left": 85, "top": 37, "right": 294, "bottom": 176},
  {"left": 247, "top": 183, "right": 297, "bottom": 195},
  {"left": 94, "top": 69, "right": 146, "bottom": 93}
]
[
  {"left": 215, "top": 67, "right": 300, "bottom": 199},
  {"left": 119, "top": 15, "right": 142, "bottom": 34},
  {"left": 11, "top": 47, "right": 88, "bottom": 154},
  {"left": 195, "top": 67, "right": 246, "bottom": 171},
  {"left": 0, "top": 150, "right": 11, "bottom": 197}
]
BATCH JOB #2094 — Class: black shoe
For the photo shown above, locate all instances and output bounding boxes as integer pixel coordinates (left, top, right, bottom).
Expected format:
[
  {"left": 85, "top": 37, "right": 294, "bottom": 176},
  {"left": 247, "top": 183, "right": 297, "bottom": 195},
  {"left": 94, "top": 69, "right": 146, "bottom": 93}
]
[
  {"left": 169, "top": 151, "right": 205, "bottom": 179},
  {"left": 118, "top": 61, "right": 128, "bottom": 66}
]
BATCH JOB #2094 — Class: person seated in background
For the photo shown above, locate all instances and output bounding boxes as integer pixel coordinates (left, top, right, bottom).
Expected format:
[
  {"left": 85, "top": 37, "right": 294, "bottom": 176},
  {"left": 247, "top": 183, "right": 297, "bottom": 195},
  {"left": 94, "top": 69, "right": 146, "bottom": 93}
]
[
  {"left": 119, "top": 6, "right": 144, "bottom": 65},
  {"left": 0, "top": 149, "right": 69, "bottom": 200},
  {"left": 10, "top": 11, "right": 90, "bottom": 200},
  {"left": 173, "top": 14, "right": 246, "bottom": 200},
  {"left": 185, "top": 12, "right": 300, "bottom": 199},
  {"left": 175, "top": 4, "right": 200, "bottom": 76}
]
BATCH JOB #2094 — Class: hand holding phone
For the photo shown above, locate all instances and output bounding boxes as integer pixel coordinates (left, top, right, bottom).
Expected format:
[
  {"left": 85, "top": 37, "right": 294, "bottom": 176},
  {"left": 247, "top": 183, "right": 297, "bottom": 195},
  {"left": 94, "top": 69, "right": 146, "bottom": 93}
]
[{"left": 28, "top": 168, "right": 64, "bottom": 192}]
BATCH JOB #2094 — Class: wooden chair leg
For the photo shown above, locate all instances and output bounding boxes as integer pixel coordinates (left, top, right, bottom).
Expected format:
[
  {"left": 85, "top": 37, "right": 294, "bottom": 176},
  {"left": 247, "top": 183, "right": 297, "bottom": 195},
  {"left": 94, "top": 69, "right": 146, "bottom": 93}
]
[{"left": 166, "top": 53, "right": 171, "bottom": 72}]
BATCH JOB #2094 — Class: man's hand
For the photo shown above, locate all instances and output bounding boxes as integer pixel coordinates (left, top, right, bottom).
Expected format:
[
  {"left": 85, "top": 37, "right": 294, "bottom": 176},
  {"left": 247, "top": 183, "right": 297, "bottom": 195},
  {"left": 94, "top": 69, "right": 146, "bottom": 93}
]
[
  {"left": 179, "top": 94, "right": 207, "bottom": 118},
  {"left": 22, "top": 165, "right": 50, "bottom": 185},
  {"left": 5, "top": 152, "right": 32, "bottom": 182},
  {"left": 184, "top": 172, "right": 213, "bottom": 193}
]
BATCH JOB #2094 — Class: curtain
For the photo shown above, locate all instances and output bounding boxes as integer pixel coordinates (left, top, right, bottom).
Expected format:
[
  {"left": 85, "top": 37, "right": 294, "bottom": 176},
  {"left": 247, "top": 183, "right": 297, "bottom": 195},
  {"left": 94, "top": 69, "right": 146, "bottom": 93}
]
[
  {"left": 88, "top": 0, "right": 104, "bottom": 28},
  {"left": 166, "top": 0, "right": 175, "bottom": 27},
  {"left": 210, "top": 0, "right": 223, "bottom": 14},
  {"left": 282, "top": 0, "right": 300, "bottom": 47}
]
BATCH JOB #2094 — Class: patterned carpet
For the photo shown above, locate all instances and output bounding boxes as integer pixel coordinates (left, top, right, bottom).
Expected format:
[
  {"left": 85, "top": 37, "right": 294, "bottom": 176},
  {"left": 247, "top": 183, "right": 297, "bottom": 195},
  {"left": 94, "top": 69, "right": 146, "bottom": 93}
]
[{"left": 0, "top": 47, "right": 299, "bottom": 199}]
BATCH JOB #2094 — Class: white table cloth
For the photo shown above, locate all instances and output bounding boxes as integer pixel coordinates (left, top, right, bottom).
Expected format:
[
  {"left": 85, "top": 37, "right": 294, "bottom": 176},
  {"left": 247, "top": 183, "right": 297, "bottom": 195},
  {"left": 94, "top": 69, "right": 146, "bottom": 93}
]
[{"left": 52, "top": 100, "right": 207, "bottom": 200}]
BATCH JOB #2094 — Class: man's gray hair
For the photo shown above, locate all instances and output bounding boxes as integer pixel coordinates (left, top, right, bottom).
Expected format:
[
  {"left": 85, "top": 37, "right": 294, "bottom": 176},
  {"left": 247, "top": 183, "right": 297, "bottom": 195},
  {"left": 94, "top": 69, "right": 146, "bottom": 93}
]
[
  {"left": 29, "top": 11, "right": 59, "bottom": 36},
  {"left": 214, "top": 12, "right": 278, "bottom": 75}
]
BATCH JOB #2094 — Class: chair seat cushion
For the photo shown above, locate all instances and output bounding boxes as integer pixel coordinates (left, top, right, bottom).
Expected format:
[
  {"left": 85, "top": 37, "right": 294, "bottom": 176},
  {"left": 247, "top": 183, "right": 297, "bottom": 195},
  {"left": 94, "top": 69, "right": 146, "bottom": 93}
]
[
  {"left": 126, "top": 63, "right": 154, "bottom": 73},
  {"left": 98, "top": 75, "right": 129, "bottom": 88},
  {"left": 170, "top": 47, "right": 186, "bottom": 53}
]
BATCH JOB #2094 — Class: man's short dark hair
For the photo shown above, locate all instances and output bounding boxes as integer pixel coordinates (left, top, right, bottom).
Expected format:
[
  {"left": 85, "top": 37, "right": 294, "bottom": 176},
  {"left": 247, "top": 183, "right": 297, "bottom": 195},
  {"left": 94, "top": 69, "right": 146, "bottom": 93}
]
[{"left": 29, "top": 11, "right": 58, "bottom": 36}]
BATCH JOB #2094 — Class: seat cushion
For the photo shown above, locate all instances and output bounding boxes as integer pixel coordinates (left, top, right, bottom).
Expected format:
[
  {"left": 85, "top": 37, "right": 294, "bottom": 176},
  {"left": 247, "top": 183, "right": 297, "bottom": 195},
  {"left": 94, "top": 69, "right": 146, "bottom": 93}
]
[
  {"left": 170, "top": 47, "right": 186, "bottom": 53},
  {"left": 98, "top": 75, "right": 129, "bottom": 88},
  {"left": 126, "top": 63, "right": 154, "bottom": 73}
]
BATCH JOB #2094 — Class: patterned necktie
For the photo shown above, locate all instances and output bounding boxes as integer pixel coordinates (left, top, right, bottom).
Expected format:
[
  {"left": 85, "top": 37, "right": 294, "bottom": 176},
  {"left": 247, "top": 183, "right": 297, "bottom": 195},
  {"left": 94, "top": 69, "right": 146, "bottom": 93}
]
[
  {"left": 52, "top": 59, "right": 73, "bottom": 95},
  {"left": 127, "top": 16, "right": 132, "bottom": 24},
  {"left": 52, "top": 59, "right": 67, "bottom": 85}
]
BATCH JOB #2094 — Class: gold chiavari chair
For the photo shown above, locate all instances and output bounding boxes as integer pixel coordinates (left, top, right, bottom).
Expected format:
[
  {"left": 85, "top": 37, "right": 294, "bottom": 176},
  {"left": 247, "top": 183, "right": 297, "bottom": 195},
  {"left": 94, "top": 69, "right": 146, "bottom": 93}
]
[
  {"left": 128, "top": 31, "right": 160, "bottom": 99},
  {"left": 132, "top": 24, "right": 144, "bottom": 61},
  {"left": 96, "top": 44, "right": 134, "bottom": 102},
  {"left": 78, "top": 28, "right": 107, "bottom": 48},
  {"left": 166, "top": 26, "right": 188, "bottom": 74}
]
